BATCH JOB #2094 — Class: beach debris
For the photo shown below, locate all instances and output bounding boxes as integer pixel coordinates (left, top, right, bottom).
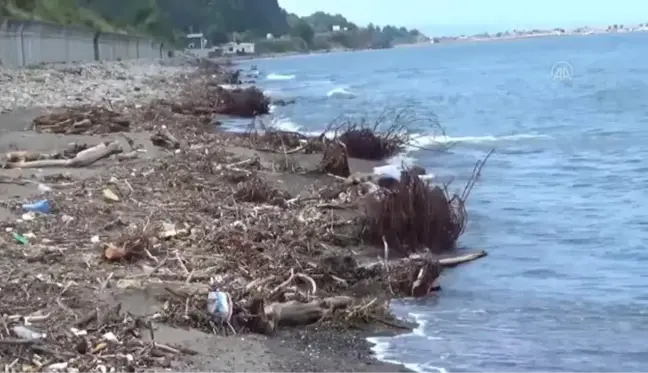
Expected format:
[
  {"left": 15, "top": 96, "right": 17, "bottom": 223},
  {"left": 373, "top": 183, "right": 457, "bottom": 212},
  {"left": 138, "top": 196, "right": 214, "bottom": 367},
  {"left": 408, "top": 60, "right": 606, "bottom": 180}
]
[
  {"left": 102, "top": 188, "right": 120, "bottom": 202},
  {"left": 207, "top": 289, "right": 234, "bottom": 332},
  {"left": 22, "top": 199, "right": 51, "bottom": 214},
  {"left": 319, "top": 139, "right": 350, "bottom": 177},
  {"left": 339, "top": 128, "right": 403, "bottom": 160},
  {"left": 12, "top": 325, "right": 46, "bottom": 340},
  {"left": 32, "top": 105, "right": 131, "bottom": 135},
  {"left": 12, "top": 232, "right": 28, "bottom": 244},
  {"left": 21, "top": 212, "right": 37, "bottom": 221},
  {"left": 102, "top": 227, "right": 152, "bottom": 262},
  {"left": 0, "top": 59, "right": 492, "bottom": 372},
  {"left": 5, "top": 141, "right": 123, "bottom": 169},
  {"left": 327, "top": 106, "right": 449, "bottom": 161},
  {"left": 364, "top": 168, "right": 467, "bottom": 255},
  {"left": 37, "top": 183, "right": 53, "bottom": 193},
  {"left": 160, "top": 222, "right": 189, "bottom": 239},
  {"left": 151, "top": 126, "right": 181, "bottom": 149},
  {"left": 172, "top": 85, "right": 270, "bottom": 118}
]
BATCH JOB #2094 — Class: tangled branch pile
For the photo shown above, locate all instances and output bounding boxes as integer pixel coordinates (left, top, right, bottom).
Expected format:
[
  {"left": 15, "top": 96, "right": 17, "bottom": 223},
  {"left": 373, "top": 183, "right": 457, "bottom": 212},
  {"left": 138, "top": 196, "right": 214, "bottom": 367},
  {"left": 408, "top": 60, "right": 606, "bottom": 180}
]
[
  {"left": 32, "top": 105, "right": 131, "bottom": 135},
  {"left": 169, "top": 65, "right": 269, "bottom": 118},
  {"left": 329, "top": 107, "right": 449, "bottom": 161},
  {"left": 364, "top": 170, "right": 465, "bottom": 255}
]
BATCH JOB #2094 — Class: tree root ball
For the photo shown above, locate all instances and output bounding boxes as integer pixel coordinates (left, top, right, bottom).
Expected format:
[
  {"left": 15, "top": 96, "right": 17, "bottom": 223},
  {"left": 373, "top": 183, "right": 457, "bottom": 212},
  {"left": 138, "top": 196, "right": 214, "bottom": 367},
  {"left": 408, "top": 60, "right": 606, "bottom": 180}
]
[
  {"left": 364, "top": 169, "right": 465, "bottom": 255},
  {"left": 339, "top": 128, "right": 402, "bottom": 161},
  {"left": 214, "top": 87, "right": 270, "bottom": 117}
]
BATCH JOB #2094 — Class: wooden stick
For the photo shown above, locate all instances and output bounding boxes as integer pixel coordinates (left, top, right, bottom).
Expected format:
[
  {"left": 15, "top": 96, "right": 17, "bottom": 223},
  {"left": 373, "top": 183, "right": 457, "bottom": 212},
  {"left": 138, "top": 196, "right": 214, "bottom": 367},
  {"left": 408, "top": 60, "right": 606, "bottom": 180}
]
[
  {"left": 6, "top": 141, "right": 122, "bottom": 169},
  {"left": 438, "top": 250, "right": 487, "bottom": 267}
]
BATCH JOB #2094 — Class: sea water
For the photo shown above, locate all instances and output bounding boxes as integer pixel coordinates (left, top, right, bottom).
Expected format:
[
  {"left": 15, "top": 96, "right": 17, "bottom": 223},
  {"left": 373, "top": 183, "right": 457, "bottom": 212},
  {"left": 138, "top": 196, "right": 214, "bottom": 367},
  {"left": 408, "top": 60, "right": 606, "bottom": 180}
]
[{"left": 236, "top": 32, "right": 648, "bottom": 372}]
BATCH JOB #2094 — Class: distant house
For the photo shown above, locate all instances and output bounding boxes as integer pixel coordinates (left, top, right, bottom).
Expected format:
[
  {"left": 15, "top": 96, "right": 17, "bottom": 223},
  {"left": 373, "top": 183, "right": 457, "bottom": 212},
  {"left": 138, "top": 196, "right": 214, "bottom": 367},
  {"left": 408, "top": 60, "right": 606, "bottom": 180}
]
[
  {"left": 266, "top": 33, "right": 274, "bottom": 39},
  {"left": 221, "top": 42, "right": 256, "bottom": 55},
  {"left": 332, "top": 25, "right": 341, "bottom": 32},
  {"left": 185, "top": 32, "right": 217, "bottom": 58},
  {"left": 186, "top": 33, "right": 208, "bottom": 50}
]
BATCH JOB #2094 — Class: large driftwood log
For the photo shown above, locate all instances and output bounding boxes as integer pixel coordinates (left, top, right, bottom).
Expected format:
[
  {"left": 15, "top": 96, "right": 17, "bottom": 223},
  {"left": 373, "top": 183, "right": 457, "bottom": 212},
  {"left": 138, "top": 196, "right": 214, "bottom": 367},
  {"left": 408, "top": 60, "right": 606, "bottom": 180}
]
[
  {"left": 249, "top": 295, "right": 354, "bottom": 334},
  {"left": 4, "top": 143, "right": 88, "bottom": 163},
  {"left": 5, "top": 141, "right": 122, "bottom": 169},
  {"left": 265, "top": 295, "right": 353, "bottom": 327}
]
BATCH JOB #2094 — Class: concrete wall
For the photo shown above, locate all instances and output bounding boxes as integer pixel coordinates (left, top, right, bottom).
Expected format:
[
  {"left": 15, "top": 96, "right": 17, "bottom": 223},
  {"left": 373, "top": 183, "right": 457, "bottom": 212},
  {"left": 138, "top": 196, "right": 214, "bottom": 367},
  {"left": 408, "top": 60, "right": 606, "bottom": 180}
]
[{"left": 0, "top": 19, "right": 167, "bottom": 68}]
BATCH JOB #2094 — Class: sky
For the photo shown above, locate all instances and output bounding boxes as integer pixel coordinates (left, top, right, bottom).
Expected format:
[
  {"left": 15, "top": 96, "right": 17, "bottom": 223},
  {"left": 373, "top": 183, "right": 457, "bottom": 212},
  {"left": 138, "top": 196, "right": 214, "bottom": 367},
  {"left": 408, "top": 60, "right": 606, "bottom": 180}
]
[{"left": 278, "top": 0, "right": 648, "bottom": 36}]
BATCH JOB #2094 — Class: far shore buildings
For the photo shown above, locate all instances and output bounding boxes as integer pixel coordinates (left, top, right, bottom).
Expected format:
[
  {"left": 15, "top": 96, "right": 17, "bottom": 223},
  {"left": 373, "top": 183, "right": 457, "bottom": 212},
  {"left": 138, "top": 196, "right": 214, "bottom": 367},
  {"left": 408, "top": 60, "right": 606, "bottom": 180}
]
[
  {"left": 183, "top": 32, "right": 256, "bottom": 57},
  {"left": 220, "top": 42, "right": 255, "bottom": 55}
]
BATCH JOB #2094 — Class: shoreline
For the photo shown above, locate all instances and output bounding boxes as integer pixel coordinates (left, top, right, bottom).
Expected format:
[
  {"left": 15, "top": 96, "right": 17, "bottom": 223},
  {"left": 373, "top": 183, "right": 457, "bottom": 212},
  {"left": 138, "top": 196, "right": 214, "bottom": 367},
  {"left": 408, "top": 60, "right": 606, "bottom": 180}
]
[
  {"left": 0, "top": 57, "right": 438, "bottom": 372},
  {"left": 206, "top": 28, "right": 648, "bottom": 64}
]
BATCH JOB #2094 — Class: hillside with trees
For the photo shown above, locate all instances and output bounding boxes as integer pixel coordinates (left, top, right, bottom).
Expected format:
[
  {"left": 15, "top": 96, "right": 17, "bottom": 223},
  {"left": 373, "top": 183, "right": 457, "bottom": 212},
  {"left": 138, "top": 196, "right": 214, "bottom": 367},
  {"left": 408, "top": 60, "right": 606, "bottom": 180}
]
[{"left": 1, "top": 0, "right": 427, "bottom": 51}]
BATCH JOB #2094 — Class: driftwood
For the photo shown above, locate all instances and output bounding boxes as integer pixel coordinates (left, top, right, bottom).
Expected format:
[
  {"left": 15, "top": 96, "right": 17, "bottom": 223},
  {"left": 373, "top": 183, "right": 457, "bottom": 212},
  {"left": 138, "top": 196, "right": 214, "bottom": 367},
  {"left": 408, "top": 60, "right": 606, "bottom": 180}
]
[
  {"left": 411, "top": 260, "right": 442, "bottom": 297},
  {"left": 32, "top": 106, "right": 130, "bottom": 135},
  {"left": 151, "top": 127, "right": 181, "bottom": 149},
  {"left": 365, "top": 250, "right": 486, "bottom": 270},
  {"left": 361, "top": 250, "right": 487, "bottom": 298},
  {"left": 266, "top": 295, "right": 353, "bottom": 326},
  {"left": 436, "top": 250, "right": 487, "bottom": 267},
  {"left": 249, "top": 295, "right": 354, "bottom": 334},
  {"left": 5, "top": 141, "right": 122, "bottom": 169},
  {"left": 4, "top": 143, "right": 89, "bottom": 163}
]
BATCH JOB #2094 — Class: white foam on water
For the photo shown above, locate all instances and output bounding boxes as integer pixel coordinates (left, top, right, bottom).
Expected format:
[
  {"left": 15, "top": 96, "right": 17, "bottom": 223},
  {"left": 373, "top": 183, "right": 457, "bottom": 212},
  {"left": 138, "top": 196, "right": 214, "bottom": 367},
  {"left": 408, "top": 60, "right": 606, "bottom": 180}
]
[
  {"left": 407, "top": 132, "right": 552, "bottom": 150},
  {"left": 267, "top": 73, "right": 296, "bottom": 81},
  {"left": 270, "top": 117, "right": 302, "bottom": 132},
  {"left": 269, "top": 104, "right": 276, "bottom": 114},
  {"left": 410, "top": 312, "right": 428, "bottom": 337},
  {"left": 327, "top": 87, "right": 357, "bottom": 98},
  {"left": 373, "top": 152, "right": 437, "bottom": 181},
  {"left": 367, "top": 312, "right": 448, "bottom": 372}
]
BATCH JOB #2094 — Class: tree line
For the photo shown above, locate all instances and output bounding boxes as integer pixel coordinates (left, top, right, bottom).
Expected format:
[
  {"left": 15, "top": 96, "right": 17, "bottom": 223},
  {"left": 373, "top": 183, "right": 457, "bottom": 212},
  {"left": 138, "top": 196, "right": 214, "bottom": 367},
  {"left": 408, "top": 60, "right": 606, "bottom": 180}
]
[{"left": 4, "top": 0, "right": 427, "bottom": 49}]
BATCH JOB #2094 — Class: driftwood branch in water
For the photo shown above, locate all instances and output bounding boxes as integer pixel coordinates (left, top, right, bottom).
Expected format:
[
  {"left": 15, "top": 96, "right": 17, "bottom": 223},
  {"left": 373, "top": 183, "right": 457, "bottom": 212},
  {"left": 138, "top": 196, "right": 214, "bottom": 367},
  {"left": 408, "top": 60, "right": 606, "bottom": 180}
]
[
  {"left": 5, "top": 141, "right": 122, "bottom": 169},
  {"left": 438, "top": 250, "right": 487, "bottom": 267},
  {"left": 363, "top": 250, "right": 487, "bottom": 272}
]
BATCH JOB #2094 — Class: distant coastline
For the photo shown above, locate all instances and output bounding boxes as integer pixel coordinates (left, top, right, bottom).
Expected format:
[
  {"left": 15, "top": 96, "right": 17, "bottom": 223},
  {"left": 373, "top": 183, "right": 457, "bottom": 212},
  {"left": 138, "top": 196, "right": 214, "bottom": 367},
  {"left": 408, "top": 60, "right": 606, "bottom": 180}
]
[
  {"left": 427, "top": 23, "right": 648, "bottom": 44},
  {"left": 203, "top": 23, "right": 648, "bottom": 63}
]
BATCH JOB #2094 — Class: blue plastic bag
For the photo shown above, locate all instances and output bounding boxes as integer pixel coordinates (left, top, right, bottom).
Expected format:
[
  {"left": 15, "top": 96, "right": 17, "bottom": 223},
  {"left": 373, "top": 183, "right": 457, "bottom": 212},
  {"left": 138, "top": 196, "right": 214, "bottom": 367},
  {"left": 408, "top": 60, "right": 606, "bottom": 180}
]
[{"left": 22, "top": 199, "right": 51, "bottom": 214}]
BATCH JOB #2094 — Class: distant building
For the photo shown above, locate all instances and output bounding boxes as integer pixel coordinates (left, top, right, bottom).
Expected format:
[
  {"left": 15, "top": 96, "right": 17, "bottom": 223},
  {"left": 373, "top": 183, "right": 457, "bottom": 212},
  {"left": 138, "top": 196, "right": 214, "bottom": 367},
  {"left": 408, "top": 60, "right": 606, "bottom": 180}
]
[
  {"left": 185, "top": 32, "right": 217, "bottom": 58},
  {"left": 221, "top": 42, "right": 255, "bottom": 55},
  {"left": 186, "top": 33, "right": 208, "bottom": 50},
  {"left": 266, "top": 33, "right": 274, "bottom": 39},
  {"left": 332, "top": 25, "right": 341, "bottom": 31}
]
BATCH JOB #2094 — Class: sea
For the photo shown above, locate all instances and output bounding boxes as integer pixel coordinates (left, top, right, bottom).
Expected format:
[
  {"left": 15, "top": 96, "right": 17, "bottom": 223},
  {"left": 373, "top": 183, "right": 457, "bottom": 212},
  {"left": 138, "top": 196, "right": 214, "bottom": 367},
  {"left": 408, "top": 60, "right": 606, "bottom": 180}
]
[{"left": 232, "top": 33, "right": 648, "bottom": 372}]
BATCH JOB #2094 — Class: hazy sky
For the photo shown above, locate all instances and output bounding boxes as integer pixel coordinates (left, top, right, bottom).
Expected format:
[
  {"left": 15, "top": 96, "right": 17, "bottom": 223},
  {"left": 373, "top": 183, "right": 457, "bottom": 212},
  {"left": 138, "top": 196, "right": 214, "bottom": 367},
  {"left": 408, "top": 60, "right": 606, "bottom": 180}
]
[{"left": 278, "top": 0, "right": 647, "bottom": 35}]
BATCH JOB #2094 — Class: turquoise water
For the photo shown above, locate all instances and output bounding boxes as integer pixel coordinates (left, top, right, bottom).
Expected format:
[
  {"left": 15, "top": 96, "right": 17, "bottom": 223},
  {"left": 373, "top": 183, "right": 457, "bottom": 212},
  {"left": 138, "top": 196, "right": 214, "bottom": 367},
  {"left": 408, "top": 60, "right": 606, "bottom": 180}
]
[{"left": 237, "top": 33, "right": 648, "bottom": 372}]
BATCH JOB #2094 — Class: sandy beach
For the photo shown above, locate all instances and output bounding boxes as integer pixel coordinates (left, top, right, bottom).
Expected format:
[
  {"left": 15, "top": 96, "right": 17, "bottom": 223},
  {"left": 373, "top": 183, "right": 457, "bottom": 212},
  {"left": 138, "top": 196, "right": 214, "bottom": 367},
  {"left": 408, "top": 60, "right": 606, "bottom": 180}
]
[{"left": 0, "top": 57, "right": 485, "bottom": 373}]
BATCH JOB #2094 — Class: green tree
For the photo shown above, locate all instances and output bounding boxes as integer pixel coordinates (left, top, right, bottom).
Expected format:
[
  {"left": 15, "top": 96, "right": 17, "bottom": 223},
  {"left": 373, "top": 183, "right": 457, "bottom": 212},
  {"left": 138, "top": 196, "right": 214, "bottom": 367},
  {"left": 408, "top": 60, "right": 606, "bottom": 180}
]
[{"left": 291, "top": 19, "right": 314, "bottom": 46}]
